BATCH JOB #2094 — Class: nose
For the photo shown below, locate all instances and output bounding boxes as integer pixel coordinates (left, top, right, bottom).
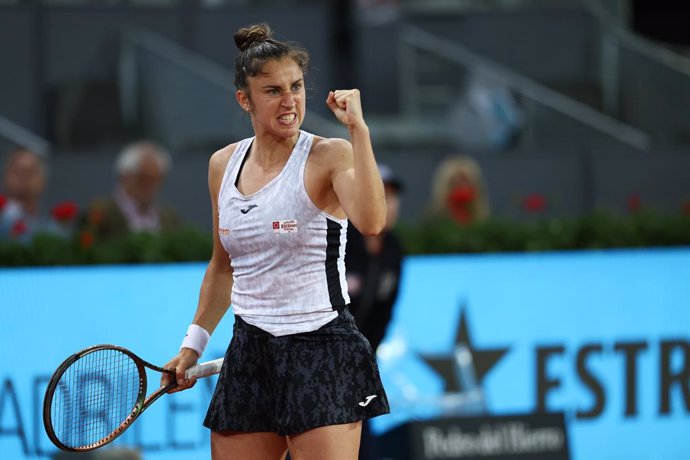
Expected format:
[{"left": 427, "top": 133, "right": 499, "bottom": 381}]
[{"left": 281, "top": 92, "right": 295, "bottom": 108}]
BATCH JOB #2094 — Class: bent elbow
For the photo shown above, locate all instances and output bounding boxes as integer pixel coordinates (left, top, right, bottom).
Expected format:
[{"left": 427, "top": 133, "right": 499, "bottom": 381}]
[
  {"left": 358, "top": 219, "right": 386, "bottom": 237},
  {"left": 361, "top": 227, "right": 384, "bottom": 237}
]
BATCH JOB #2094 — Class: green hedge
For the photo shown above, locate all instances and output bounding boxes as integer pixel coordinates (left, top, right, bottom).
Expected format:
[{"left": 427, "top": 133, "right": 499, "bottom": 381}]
[
  {"left": 398, "top": 212, "right": 690, "bottom": 255},
  {"left": 1, "top": 213, "right": 689, "bottom": 266},
  {"left": 0, "top": 227, "right": 213, "bottom": 267}
]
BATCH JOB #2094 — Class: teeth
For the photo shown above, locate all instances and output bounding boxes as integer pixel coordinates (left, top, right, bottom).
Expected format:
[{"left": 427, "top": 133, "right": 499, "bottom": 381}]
[{"left": 279, "top": 114, "right": 296, "bottom": 123}]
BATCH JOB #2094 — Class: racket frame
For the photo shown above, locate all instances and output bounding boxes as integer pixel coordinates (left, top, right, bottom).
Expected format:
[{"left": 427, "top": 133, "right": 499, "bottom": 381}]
[{"left": 43, "top": 344, "right": 176, "bottom": 452}]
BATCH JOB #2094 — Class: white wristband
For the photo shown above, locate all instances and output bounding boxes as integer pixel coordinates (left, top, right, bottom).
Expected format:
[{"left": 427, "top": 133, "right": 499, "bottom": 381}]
[{"left": 180, "top": 324, "right": 210, "bottom": 358}]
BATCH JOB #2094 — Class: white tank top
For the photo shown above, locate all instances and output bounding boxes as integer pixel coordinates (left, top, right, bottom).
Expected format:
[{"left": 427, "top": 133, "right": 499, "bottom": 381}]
[{"left": 217, "top": 130, "right": 350, "bottom": 336}]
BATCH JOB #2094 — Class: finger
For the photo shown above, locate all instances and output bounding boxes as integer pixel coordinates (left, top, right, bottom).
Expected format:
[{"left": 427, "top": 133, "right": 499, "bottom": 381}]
[
  {"left": 326, "top": 91, "right": 339, "bottom": 111},
  {"left": 161, "top": 367, "right": 173, "bottom": 385},
  {"left": 176, "top": 369, "right": 188, "bottom": 387},
  {"left": 333, "top": 90, "right": 350, "bottom": 101},
  {"left": 161, "top": 369, "right": 177, "bottom": 392},
  {"left": 333, "top": 89, "right": 357, "bottom": 100}
]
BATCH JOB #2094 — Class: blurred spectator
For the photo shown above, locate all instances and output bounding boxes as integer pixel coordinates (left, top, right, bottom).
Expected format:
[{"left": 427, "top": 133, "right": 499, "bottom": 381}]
[
  {"left": 345, "top": 163, "right": 404, "bottom": 460},
  {"left": 429, "top": 156, "right": 490, "bottom": 225},
  {"left": 82, "top": 140, "right": 181, "bottom": 241},
  {"left": 0, "top": 147, "right": 77, "bottom": 243}
]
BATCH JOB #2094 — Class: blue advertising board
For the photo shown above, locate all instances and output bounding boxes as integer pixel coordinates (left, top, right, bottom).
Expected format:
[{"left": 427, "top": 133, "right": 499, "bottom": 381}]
[
  {"left": 373, "top": 248, "right": 690, "bottom": 460},
  {"left": 0, "top": 263, "right": 234, "bottom": 459},
  {"left": 1, "top": 248, "right": 689, "bottom": 459}
]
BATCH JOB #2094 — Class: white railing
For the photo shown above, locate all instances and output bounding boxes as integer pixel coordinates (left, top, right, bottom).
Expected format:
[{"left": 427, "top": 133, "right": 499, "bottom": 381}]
[
  {"left": 582, "top": 0, "right": 690, "bottom": 77},
  {"left": 0, "top": 116, "right": 51, "bottom": 157},
  {"left": 399, "top": 25, "right": 652, "bottom": 151},
  {"left": 582, "top": 0, "right": 690, "bottom": 118}
]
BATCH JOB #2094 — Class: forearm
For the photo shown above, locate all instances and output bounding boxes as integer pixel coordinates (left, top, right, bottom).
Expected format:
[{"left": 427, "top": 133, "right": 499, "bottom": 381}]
[{"left": 348, "top": 123, "right": 386, "bottom": 235}]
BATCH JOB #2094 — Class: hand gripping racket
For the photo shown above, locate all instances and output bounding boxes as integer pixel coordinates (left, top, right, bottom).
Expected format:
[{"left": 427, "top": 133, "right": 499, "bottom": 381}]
[{"left": 43, "top": 344, "right": 223, "bottom": 452}]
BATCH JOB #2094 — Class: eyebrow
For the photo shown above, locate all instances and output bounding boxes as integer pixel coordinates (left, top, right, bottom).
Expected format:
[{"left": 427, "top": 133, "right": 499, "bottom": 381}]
[{"left": 260, "top": 79, "right": 304, "bottom": 89}]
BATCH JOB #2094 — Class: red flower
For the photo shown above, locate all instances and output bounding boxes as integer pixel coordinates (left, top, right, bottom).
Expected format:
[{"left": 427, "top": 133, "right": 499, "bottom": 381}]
[
  {"left": 627, "top": 194, "right": 641, "bottom": 212},
  {"left": 0, "top": 195, "right": 6, "bottom": 211},
  {"left": 523, "top": 194, "right": 547, "bottom": 213},
  {"left": 11, "top": 219, "right": 27, "bottom": 236},
  {"left": 79, "top": 230, "right": 95, "bottom": 249},
  {"left": 52, "top": 201, "right": 78, "bottom": 222}
]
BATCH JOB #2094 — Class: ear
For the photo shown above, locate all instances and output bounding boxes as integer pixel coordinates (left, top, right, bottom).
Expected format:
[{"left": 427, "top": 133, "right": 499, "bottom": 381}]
[{"left": 236, "top": 90, "right": 251, "bottom": 113}]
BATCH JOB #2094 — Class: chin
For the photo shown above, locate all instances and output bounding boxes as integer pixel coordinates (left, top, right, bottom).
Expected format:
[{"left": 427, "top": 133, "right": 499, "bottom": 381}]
[{"left": 275, "top": 123, "right": 302, "bottom": 137}]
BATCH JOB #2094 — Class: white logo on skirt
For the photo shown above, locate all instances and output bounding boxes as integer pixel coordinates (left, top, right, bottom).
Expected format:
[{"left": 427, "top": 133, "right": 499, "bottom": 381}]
[{"left": 358, "top": 395, "right": 377, "bottom": 407}]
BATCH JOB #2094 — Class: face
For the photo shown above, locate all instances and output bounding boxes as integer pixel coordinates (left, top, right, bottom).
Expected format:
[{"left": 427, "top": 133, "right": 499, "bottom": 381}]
[
  {"left": 449, "top": 170, "right": 472, "bottom": 189},
  {"left": 3, "top": 150, "right": 45, "bottom": 202},
  {"left": 120, "top": 149, "right": 165, "bottom": 209},
  {"left": 237, "top": 57, "right": 306, "bottom": 140}
]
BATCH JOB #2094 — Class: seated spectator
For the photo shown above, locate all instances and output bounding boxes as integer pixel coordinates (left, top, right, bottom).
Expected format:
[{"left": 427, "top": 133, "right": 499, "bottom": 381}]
[
  {"left": 429, "top": 155, "right": 490, "bottom": 225},
  {"left": 83, "top": 141, "right": 182, "bottom": 241},
  {"left": 0, "top": 147, "right": 77, "bottom": 243}
]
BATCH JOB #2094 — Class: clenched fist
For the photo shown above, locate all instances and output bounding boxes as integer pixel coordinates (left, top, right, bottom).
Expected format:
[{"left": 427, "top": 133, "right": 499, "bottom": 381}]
[{"left": 326, "top": 89, "right": 366, "bottom": 130}]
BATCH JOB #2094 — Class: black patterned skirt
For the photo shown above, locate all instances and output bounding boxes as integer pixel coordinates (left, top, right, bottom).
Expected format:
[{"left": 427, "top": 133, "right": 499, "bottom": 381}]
[{"left": 203, "top": 308, "right": 390, "bottom": 436}]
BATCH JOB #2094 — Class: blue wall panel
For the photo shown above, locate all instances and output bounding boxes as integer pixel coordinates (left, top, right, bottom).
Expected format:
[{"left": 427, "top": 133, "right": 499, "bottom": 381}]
[{"left": 1, "top": 249, "right": 689, "bottom": 459}]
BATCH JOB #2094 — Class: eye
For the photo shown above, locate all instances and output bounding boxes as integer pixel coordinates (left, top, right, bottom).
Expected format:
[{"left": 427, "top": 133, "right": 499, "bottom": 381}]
[
  {"left": 292, "top": 83, "right": 303, "bottom": 92},
  {"left": 267, "top": 88, "right": 280, "bottom": 95}
]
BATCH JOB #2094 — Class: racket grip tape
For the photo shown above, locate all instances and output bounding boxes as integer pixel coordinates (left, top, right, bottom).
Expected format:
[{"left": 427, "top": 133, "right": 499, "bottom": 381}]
[{"left": 185, "top": 358, "right": 224, "bottom": 379}]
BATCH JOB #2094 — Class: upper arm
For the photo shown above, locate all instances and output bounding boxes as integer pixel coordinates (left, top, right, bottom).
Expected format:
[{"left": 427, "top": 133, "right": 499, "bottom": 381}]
[
  {"left": 207, "top": 144, "right": 235, "bottom": 270},
  {"left": 318, "top": 138, "right": 358, "bottom": 218},
  {"left": 317, "top": 137, "right": 385, "bottom": 234}
]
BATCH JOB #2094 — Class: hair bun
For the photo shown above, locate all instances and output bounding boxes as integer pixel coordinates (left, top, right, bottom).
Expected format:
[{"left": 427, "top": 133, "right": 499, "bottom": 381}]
[{"left": 234, "top": 23, "right": 272, "bottom": 51}]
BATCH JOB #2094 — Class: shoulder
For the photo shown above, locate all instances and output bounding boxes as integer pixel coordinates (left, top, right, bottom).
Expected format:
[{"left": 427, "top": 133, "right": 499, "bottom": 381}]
[
  {"left": 311, "top": 136, "right": 352, "bottom": 158},
  {"left": 208, "top": 140, "right": 247, "bottom": 188},
  {"left": 209, "top": 141, "right": 240, "bottom": 172},
  {"left": 309, "top": 136, "right": 353, "bottom": 169}
]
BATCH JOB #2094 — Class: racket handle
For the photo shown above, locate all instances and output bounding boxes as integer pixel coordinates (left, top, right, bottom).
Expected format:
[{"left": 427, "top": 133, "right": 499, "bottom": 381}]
[{"left": 185, "top": 358, "right": 224, "bottom": 379}]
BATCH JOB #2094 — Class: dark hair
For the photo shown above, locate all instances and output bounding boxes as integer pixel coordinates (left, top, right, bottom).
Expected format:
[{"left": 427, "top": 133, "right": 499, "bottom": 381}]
[{"left": 233, "top": 23, "right": 310, "bottom": 90}]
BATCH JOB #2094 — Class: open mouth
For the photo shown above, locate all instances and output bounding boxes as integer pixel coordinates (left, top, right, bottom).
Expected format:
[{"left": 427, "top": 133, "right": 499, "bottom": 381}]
[{"left": 277, "top": 113, "right": 297, "bottom": 126}]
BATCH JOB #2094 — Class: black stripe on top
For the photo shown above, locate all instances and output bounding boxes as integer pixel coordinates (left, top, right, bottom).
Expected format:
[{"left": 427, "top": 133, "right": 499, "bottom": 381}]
[
  {"left": 234, "top": 140, "right": 252, "bottom": 187},
  {"left": 325, "top": 218, "right": 346, "bottom": 309}
]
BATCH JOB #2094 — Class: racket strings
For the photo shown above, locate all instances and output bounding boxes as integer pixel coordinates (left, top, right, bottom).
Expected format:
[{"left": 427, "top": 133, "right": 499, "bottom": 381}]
[{"left": 51, "top": 349, "right": 142, "bottom": 448}]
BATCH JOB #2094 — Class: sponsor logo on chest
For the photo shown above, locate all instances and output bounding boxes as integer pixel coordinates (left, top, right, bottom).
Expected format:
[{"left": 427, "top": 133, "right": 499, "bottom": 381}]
[{"left": 272, "top": 219, "right": 298, "bottom": 234}]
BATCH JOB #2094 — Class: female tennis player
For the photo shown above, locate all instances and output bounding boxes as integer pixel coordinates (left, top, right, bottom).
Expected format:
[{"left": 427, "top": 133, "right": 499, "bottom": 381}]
[{"left": 162, "top": 23, "right": 390, "bottom": 459}]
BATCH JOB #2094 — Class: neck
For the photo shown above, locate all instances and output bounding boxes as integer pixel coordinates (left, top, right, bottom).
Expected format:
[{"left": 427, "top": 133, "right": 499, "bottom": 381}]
[
  {"left": 250, "top": 132, "right": 300, "bottom": 169},
  {"left": 116, "top": 186, "right": 152, "bottom": 214}
]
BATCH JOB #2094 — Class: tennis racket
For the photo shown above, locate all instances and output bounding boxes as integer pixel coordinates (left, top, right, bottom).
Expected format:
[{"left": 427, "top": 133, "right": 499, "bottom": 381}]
[{"left": 43, "top": 344, "right": 223, "bottom": 452}]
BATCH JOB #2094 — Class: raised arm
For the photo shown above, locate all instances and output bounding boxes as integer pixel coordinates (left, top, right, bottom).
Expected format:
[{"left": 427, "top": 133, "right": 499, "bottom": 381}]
[{"left": 326, "top": 89, "right": 386, "bottom": 235}]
